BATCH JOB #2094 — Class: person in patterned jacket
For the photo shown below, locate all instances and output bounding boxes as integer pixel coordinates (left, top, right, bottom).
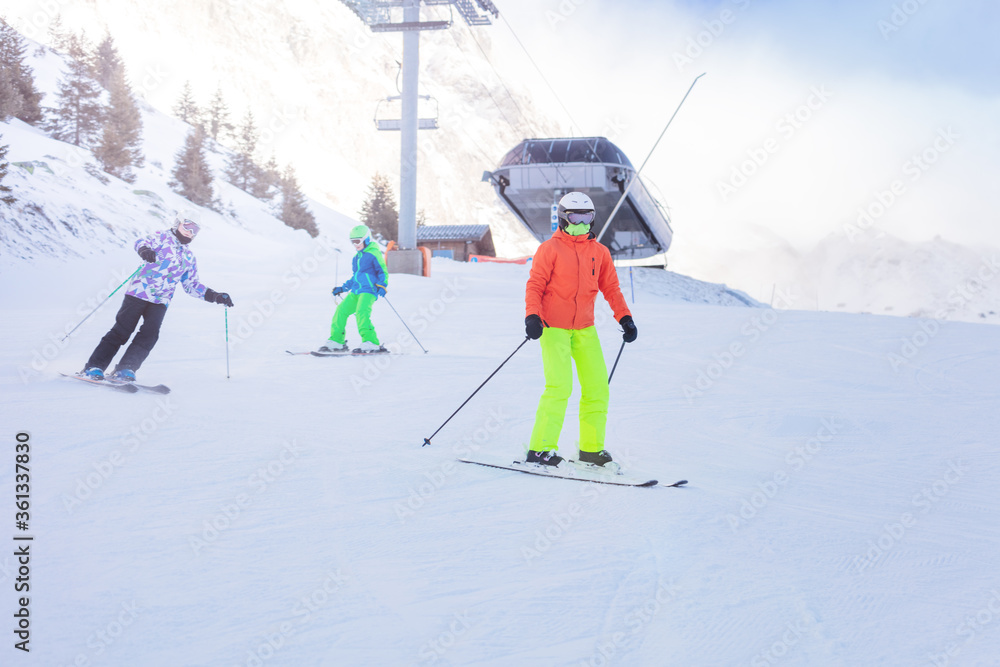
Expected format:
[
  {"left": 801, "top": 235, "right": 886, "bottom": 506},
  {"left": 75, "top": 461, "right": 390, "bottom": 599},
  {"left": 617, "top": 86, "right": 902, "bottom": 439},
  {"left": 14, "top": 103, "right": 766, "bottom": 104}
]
[{"left": 80, "top": 218, "right": 233, "bottom": 382}]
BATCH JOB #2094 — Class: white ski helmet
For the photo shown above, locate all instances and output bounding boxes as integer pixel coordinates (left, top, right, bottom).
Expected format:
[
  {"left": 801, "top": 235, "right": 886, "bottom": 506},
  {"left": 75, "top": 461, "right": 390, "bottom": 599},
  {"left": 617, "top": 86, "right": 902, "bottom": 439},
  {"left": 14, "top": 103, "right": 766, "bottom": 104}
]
[
  {"left": 171, "top": 217, "right": 201, "bottom": 240},
  {"left": 556, "top": 192, "right": 596, "bottom": 231}
]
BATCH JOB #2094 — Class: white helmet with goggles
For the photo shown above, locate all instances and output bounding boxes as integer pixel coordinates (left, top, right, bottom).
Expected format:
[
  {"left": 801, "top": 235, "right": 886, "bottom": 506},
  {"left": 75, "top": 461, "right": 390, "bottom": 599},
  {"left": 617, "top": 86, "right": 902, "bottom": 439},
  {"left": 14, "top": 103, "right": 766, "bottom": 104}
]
[
  {"left": 172, "top": 218, "right": 201, "bottom": 241},
  {"left": 556, "top": 192, "right": 596, "bottom": 232}
]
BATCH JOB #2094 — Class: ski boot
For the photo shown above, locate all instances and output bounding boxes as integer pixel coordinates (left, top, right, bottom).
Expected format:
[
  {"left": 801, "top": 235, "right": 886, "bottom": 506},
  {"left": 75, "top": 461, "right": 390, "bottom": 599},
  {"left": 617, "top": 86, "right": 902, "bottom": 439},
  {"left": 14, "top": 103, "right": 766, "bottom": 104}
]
[
  {"left": 577, "top": 449, "right": 620, "bottom": 473},
  {"left": 81, "top": 367, "right": 105, "bottom": 381},
  {"left": 525, "top": 450, "right": 564, "bottom": 467},
  {"left": 318, "top": 340, "right": 349, "bottom": 353},
  {"left": 109, "top": 368, "right": 136, "bottom": 383},
  {"left": 354, "top": 341, "right": 388, "bottom": 354}
]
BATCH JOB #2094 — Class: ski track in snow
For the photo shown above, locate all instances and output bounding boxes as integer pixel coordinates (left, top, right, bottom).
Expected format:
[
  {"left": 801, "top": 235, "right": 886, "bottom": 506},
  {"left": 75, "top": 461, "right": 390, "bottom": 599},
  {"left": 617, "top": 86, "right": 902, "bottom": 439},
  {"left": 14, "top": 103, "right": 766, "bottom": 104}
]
[{"left": 2, "top": 249, "right": 999, "bottom": 666}]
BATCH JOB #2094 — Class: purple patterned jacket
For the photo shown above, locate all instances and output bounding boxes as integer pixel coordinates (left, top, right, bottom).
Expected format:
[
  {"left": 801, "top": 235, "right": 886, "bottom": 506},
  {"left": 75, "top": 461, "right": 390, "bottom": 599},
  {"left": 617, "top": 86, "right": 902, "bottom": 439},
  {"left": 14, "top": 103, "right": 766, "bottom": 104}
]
[{"left": 125, "top": 230, "right": 208, "bottom": 305}]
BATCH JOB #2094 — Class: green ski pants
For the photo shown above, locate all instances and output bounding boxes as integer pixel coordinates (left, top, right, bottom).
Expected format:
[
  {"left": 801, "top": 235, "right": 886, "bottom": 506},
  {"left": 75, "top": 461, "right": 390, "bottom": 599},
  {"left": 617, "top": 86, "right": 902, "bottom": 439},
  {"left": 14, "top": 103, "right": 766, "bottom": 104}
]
[
  {"left": 330, "top": 292, "right": 380, "bottom": 345},
  {"left": 529, "top": 326, "right": 609, "bottom": 453}
]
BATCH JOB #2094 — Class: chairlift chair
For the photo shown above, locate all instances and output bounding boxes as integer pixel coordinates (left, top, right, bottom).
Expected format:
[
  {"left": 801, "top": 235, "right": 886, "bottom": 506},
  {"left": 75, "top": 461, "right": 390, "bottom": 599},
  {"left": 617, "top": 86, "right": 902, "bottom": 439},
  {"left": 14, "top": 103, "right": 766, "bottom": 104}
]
[{"left": 374, "top": 95, "right": 440, "bottom": 131}]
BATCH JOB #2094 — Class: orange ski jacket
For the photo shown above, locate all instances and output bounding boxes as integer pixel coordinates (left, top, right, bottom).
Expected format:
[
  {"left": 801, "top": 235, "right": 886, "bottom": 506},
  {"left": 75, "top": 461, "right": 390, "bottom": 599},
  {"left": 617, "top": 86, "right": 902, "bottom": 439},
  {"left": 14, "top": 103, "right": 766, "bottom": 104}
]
[{"left": 525, "top": 229, "right": 632, "bottom": 330}]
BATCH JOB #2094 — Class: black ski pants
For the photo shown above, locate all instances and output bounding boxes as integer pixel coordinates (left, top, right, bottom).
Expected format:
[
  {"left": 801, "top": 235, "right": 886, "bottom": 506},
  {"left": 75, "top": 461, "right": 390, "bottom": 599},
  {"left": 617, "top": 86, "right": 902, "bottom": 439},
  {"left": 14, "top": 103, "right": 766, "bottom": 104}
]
[{"left": 86, "top": 295, "right": 168, "bottom": 373}]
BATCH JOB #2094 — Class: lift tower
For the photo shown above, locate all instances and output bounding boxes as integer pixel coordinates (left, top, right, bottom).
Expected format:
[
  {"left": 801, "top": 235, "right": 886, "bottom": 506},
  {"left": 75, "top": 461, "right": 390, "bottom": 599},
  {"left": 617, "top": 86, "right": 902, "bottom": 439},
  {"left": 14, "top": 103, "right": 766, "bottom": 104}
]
[{"left": 338, "top": 0, "right": 499, "bottom": 274}]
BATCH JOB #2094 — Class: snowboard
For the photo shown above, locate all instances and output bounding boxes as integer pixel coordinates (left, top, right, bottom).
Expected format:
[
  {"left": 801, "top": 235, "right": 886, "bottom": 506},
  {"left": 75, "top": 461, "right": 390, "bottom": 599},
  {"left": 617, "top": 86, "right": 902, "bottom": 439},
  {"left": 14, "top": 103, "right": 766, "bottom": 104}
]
[{"left": 459, "top": 457, "right": 687, "bottom": 488}]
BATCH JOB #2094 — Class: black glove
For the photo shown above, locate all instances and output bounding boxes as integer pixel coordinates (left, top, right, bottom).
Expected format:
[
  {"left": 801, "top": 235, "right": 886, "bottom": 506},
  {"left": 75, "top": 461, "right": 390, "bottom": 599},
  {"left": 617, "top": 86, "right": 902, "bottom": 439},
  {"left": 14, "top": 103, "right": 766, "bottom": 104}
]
[
  {"left": 620, "top": 315, "right": 637, "bottom": 343},
  {"left": 525, "top": 314, "right": 543, "bottom": 340},
  {"left": 205, "top": 288, "right": 234, "bottom": 307},
  {"left": 332, "top": 286, "right": 347, "bottom": 296},
  {"left": 138, "top": 246, "right": 156, "bottom": 263}
]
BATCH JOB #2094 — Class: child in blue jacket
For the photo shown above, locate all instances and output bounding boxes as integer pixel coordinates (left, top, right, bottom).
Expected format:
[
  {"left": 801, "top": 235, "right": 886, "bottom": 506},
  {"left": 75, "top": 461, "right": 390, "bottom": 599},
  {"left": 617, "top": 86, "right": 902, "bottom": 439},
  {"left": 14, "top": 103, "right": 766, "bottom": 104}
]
[{"left": 319, "top": 225, "right": 389, "bottom": 354}]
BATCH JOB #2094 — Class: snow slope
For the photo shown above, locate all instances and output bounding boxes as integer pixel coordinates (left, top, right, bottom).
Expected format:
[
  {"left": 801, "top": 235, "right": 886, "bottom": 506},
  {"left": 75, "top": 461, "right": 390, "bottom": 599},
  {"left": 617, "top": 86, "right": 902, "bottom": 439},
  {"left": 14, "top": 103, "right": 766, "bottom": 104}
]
[
  {"left": 1, "top": 0, "right": 560, "bottom": 257},
  {"left": 2, "top": 233, "right": 999, "bottom": 665}
]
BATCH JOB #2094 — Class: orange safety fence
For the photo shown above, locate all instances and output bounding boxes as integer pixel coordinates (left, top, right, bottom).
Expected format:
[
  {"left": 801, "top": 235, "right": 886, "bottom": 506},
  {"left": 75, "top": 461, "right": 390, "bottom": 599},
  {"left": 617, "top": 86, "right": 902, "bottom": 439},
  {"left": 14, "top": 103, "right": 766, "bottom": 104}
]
[{"left": 469, "top": 255, "right": 532, "bottom": 264}]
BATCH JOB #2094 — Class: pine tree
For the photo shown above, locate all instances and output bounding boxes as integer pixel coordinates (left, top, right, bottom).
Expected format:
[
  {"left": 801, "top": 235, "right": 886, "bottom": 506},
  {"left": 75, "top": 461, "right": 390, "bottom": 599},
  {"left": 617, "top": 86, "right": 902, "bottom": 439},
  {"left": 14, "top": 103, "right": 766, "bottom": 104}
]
[
  {"left": 0, "top": 65, "right": 20, "bottom": 121},
  {"left": 173, "top": 80, "right": 201, "bottom": 126},
  {"left": 93, "top": 30, "right": 124, "bottom": 90},
  {"left": 279, "top": 165, "right": 318, "bottom": 237},
  {"left": 94, "top": 65, "right": 144, "bottom": 182},
  {"left": 44, "top": 37, "right": 104, "bottom": 147},
  {"left": 0, "top": 18, "right": 44, "bottom": 124},
  {"left": 359, "top": 172, "right": 398, "bottom": 242},
  {"left": 225, "top": 109, "right": 260, "bottom": 193},
  {"left": 0, "top": 137, "right": 16, "bottom": 206},
  {"left": 47, "top": 15, "right": 73, "bottom": 53},
  {"left": 170, "top": 126, "right": 214, "bottom": 207},
  {"left": 205, "top": 85, "right": 234, "bottom": 142},
  {"left": 252, "top": 153, "right": 280, "bottom": 200}
]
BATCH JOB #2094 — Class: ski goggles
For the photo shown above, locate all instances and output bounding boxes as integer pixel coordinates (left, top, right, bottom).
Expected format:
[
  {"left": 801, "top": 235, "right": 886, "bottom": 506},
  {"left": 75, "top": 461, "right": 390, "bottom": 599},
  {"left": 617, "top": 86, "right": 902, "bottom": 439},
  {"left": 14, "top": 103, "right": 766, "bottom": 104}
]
[
  {"left": 177, "top": 220, "right": 201, "bottom": 237},
  {"left": 566, "top": 210, "right": 595, "bottom": 225},
  {"left": 350, "top": 237, "right": 366, "bottom": 246}
]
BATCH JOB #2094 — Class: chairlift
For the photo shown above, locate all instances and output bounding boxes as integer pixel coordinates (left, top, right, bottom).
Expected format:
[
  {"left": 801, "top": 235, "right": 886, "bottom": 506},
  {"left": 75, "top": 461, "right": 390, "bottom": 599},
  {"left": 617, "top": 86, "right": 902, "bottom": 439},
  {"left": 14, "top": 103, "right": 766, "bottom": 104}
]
[{"left": 374, "top": 95, "right": 440, "bottom": 131}]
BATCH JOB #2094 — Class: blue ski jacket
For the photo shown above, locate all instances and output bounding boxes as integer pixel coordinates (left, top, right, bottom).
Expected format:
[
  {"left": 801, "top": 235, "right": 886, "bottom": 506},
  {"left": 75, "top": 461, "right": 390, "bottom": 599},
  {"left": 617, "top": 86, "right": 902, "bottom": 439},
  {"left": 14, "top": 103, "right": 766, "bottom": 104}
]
[{"left": 338, "top": 242, "right": 388, "bottom": 296}]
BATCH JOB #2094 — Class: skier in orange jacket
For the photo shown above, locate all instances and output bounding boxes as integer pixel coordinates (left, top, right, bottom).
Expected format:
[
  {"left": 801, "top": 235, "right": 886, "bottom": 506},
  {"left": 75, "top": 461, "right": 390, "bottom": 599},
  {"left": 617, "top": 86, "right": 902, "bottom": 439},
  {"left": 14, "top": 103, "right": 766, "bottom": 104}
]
[{"left": 524, "top": 191, "right": 637, "bottom": 468}]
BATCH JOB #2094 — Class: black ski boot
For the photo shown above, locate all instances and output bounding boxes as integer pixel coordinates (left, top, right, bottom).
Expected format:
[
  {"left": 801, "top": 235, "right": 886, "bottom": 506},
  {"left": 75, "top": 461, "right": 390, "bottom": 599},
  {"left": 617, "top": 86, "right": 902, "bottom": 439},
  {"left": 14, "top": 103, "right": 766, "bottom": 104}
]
[
  {"left": 526, "top": 450, "right": 564, "bottom": 467},
  {"left": 577, "top": 450, "right": 614, "bottom": 467}
]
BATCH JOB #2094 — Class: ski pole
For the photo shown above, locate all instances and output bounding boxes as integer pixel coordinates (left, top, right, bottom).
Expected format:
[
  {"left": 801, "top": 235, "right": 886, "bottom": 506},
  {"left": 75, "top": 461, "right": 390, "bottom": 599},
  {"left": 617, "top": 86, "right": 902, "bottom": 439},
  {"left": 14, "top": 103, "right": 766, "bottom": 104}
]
[
  {"left": 608, "top": 340, "right": 626, "bottom": 384},
  {"left": 422, "top": 337, "right": 529, "bottom": 446},
  {"left": 225, "top": 308, "right": 230, "bottom": 379},
  {"left": 383, "top": 295, "right": 428, "bottom": 354},
  {"left": 595, "top": 72, "right": 706, "bottom": 243},
  {"left": 61, "top": 265, "right": 143, "bottom": 341}
]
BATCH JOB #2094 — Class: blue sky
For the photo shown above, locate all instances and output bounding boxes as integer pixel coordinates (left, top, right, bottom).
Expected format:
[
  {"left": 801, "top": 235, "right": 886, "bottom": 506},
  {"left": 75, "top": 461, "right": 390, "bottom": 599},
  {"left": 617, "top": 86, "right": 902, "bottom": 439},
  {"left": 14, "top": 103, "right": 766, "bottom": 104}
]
[
  {"left": 495, "top": 0, "right": 1000, "bottom": 256},
  {"left": 610, "top": 0, "right": 1000, "bottom": 94}
]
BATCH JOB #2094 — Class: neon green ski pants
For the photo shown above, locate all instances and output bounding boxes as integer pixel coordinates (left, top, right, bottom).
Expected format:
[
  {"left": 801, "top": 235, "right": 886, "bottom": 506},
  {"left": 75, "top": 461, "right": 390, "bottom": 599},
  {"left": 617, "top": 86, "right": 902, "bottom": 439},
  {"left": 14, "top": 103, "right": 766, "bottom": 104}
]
[
  {"left": 330, "top": 292, "right": 380, "bottom": 345},
  {"left": 529, "top": 326, "right": 610, "bottom": 453}
]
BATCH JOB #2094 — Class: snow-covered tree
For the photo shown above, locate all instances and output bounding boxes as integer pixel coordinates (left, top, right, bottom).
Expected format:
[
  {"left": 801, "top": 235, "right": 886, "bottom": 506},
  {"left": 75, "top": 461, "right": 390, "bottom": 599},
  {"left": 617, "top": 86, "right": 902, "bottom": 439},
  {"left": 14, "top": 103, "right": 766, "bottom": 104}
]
[
  {"left": 279, "top": 165, "right": 318, "bottom": 237},
  {"left": 225, "top": 109, "right": 261, "bottom": 193},
  {"left": 46, "top": 15, "right": 73, "bottom": 53},
  {"left": 93, "top": 30, "right": 124, "bottom": 90},
  {"left": 0, "top": 137, "right": 16, "bottom": 205},
  {"left": 172, "top": 80, "right": 201, "bottom": 126},
  {"left": 93, "top": 65, "right": 144, "bottom": 182},
  {"left": 0, "top": 18, "right": 44, "bottom": 124},
  {"left": 252, "top": 153, "right": 280, "bottom": 200},
  {"left": 44, "top": 37, "right": 104, "bottom": 147},
  {"left": 205, "top": 85, "right": 234, "bottom": 142},
  {"left": 170, "top": 126, "right": 214, "bottom": 207},
  {"left": 359, "top": 172, "right": 398, "bottom": 242}
]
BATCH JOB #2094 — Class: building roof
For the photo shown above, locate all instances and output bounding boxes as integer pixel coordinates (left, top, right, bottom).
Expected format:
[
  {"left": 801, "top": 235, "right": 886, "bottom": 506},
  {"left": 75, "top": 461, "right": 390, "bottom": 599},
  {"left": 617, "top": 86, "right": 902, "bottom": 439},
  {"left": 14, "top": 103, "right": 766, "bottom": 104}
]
[{"left": 416, "top": 225, "right": 491, "bottom": 242}]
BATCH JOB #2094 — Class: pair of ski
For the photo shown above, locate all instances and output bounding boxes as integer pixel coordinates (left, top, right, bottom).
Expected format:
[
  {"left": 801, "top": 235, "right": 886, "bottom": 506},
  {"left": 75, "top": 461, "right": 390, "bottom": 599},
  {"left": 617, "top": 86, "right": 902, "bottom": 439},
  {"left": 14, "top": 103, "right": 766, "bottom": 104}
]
[
  {"left": 60, "top": 372, "right": 171, "bottom": 394},
  {"left": 459, "top": 457, "right": 687, "bottom": 489},
  {"left": 286, "top": 349, "right": 391, "bottom": 358}
]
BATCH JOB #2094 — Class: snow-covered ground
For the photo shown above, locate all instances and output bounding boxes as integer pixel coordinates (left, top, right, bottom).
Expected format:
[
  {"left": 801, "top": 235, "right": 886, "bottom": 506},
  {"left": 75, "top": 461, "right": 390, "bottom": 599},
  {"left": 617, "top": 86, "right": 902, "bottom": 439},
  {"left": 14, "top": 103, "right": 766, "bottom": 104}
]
[
  {"left": 2, "top": 15, "right": 999, "bottom": 667},
  {"left": 2, "top": 233, "right": 998, "bottom": 665}
]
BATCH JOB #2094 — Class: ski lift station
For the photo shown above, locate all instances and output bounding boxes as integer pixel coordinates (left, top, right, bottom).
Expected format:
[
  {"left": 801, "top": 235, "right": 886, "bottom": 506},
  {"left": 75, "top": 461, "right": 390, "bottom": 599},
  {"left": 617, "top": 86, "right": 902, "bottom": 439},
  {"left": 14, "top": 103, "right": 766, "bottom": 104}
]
[{"left": 484, "top": 137, "right": 673, "bottom": 265}]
